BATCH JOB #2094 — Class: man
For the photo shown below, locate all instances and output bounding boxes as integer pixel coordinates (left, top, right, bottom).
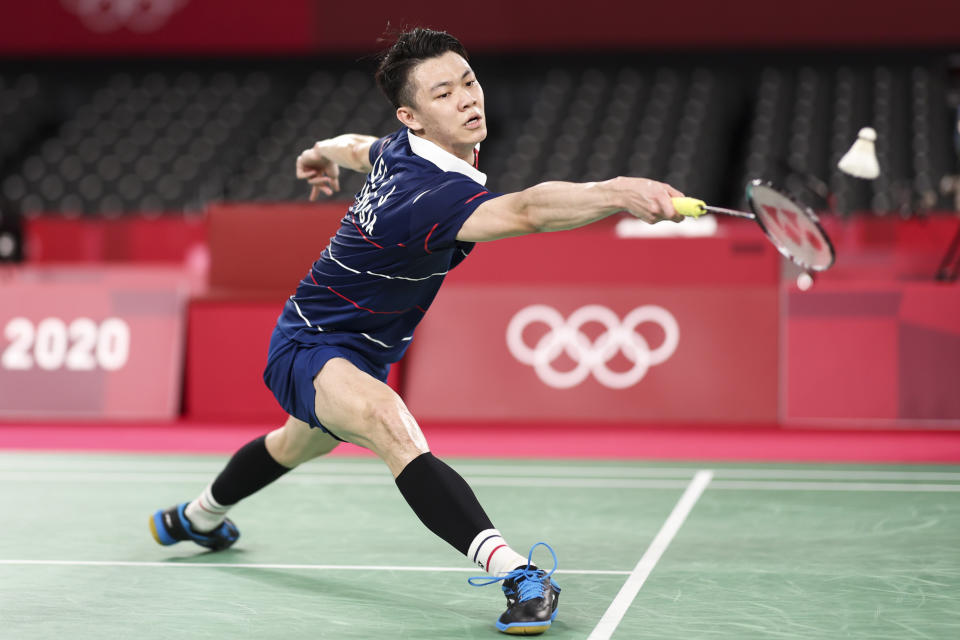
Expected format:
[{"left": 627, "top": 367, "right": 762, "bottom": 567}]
[{"left": 150, "top": 28, "right": 684, "bottom": 635}]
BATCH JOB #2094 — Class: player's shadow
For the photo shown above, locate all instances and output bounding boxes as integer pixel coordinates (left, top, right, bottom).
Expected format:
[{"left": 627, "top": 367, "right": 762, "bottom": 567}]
[
  {"left": 218, "top": 565, "right": 490, "bottom": 632},
  {"left": 157, "top": 558, "right": 572, "bottom": 635},
  {"left": 216, "top": 565, "right": 452, "bottom": 609},
  {"left": 161, "top": 547, "right": 251, "bottom": 561}
]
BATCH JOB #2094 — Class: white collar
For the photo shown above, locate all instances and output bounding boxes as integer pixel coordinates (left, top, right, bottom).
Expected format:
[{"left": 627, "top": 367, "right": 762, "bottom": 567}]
[{"left": 407, "top": 130, "right": 487, "bottom": 185}]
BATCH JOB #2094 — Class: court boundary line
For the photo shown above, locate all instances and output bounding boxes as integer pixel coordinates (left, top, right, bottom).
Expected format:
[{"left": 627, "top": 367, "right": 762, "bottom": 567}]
[
  {"left": 1, "top": 470, "right": 957, "bottom": 491},
  {"left": 3, "top": 457, "right": 959, "bottom": 481},
  {"left": 588, "top": 469, "right": 713, "bottom": 640},
  {"left": 0, "top": 559, "right": 629, "bottom": 575}
]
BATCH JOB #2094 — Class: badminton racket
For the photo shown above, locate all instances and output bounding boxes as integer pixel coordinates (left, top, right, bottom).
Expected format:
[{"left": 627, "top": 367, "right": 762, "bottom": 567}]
[{"left": 672, "top": 179, "right": 835, "bottom": 271}]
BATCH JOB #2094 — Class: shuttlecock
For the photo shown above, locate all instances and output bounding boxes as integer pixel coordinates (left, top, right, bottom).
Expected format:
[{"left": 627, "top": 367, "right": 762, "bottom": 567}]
[{"left": 838, "top": 127, "right": 880, "bottom": 179}]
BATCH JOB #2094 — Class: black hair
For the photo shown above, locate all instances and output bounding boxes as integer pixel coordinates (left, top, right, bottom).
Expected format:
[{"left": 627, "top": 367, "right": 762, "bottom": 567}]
[{"left": 374, "top": 27, "right": 469, "bottom": 109}]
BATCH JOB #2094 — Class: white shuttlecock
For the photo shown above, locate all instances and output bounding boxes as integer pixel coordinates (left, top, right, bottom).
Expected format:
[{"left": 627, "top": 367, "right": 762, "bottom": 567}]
[{"left": 838, "top": 127, "right": 880, "bottom": 179}]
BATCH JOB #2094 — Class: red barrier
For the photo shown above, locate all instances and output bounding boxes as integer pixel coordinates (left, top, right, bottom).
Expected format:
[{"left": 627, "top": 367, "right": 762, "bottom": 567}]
[
  {"left": 25, "top": 216, "right": 207, "bottom": 264},
  {"left": 2, "top": 0, "right": 958, "bottom": 55},
  {"left": 784, "top": 281, "right": 960, "bottom": 425},
  {"left": 0, "top": 0, "right": 316, "bottom": 55},
  {"left": 206, "top": 202, "right": 343, "bottom": 294},
  {"left": 16, "top": 212, "right": 960, "bottom": 427},
  {"left": 0, "top": 265, "right": 191, "bottom": 420},
  {"left": 184, "top": 296, "right": 287, "bottom": 422},
  {"left": 404, "top": 227, "right": 780, "bottom": 423},
  {"left": 186, "top": 201, "right": 398, "bottom": 421},
  {"left": 315, "top": 0, "right": 960, "bottom": 51},
  {"left": 184, "top": 296, "right": 401, "bottom": 421},
  {"left": 819, "top": 215, "right": 960, "bottom": 281},
  {"left": 405, "top": 285, "right": 779, "bottom": 423},
  {"left": 448, "top": 217, "right": 778, "bottom": 286}
]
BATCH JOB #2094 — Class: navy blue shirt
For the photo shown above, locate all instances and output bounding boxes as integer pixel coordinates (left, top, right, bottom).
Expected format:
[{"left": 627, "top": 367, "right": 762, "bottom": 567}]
[{"left": 276, "top": 127, "right": 501, "bottom": 364}]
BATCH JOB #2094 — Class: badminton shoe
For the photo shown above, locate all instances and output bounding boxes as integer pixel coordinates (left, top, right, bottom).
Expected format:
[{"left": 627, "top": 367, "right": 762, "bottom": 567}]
[
  {"left": 149, "top": 502, "right": 239, "bottom": 551},
  {"left": 469, "top": 542, "right": 561, "bottom": 635}
]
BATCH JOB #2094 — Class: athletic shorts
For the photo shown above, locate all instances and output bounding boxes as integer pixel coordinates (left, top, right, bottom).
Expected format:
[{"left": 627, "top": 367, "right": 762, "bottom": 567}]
[{"left": 262, "top": 325, "right": 390, "bottom": 438}]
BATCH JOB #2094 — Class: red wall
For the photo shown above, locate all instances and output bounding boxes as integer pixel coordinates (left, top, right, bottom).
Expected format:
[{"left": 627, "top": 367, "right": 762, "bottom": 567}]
[
  {"left": 25, "top": 217, "right": 206, "bottom": 264},
  {"left": 187, "top": 202, "right": 396, "bottom": 420},
  {"left": 18, "top": 211, "right": 960, "bottom": 427},
  {"left": 2, "top": 0, "right": 958, "bottom": 55},
  {"left": 206, "top": 202, "right": 342, "bottom": 294},
  {"left": 184, "top": 297, "right": 402, "bottom": 421},
  {"left": 184, "top": 297, "right": 286, "bottom": 422},
  {"left": 404, "top": 284, "right": 779, "bottom": 423},
  {"left": 785, "top": 282, "right": 960, "bottom": 424},
  {"left": 404, "top": 221, "right": 780, "bottom": 423},
  {"left": 0, "top": 266, "right": 191, "bottom": 420}
]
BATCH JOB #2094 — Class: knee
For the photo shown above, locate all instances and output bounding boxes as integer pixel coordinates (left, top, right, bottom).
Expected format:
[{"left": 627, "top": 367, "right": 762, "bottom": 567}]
[
  {"left": 363, "top": 398, "right": 429, "bottom": 455},
  {"left": 266, "top": 419, "right": 339, "bottom": 468},
  {"left": 301, "top": 431, "right": 340, "bottom": 462}
]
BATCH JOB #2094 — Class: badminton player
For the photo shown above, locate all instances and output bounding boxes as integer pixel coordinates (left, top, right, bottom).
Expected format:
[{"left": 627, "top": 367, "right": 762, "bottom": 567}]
[{"left": 150, "top": 28, "right": 683, "bottom": 635}]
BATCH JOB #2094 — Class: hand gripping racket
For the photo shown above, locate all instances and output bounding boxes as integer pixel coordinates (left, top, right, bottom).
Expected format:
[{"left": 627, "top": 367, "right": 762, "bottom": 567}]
[{"left": 672, "top": 179, "right": 836, "bottom": 271}]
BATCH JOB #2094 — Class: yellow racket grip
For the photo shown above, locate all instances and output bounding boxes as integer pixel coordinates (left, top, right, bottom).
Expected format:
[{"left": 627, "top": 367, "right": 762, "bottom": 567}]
[{"left": 671, "top": 197, "right": 708, "bottom": 218}]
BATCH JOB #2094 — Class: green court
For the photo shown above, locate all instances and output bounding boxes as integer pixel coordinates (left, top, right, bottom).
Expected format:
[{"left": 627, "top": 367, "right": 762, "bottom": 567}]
[{"left": 2, "top": 452, "right": 958, "bottom": 639}]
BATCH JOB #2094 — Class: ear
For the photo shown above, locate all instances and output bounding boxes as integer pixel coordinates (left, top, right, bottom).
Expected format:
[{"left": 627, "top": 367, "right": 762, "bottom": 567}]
[{"left": 396, "top": 106, "right": 424, "bottom": 133}]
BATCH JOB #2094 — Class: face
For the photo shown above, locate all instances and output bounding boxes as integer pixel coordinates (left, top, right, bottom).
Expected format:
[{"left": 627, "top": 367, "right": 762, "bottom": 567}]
[{"left": 397, "top": 51, "right": 486, "bottom": 164}]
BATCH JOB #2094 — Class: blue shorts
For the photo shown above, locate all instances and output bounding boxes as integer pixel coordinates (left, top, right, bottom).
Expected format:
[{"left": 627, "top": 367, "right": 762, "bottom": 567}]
[{"left": 262, "top": 326, "right": 390, "bottom": 438}]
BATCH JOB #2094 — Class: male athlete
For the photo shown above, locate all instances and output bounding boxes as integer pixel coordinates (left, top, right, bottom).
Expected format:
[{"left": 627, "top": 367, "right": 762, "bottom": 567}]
[{"left": 150, "top": 28, "right": 684, "bottom": 635}]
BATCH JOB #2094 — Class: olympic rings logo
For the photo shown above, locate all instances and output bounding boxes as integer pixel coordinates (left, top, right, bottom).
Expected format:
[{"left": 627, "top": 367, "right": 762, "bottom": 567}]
[
  {"left": 506, "top": 304, "right": 679, "bottom": 389},
  {"left": 61, "top": 0, "right": 189, "bottom": 33}
]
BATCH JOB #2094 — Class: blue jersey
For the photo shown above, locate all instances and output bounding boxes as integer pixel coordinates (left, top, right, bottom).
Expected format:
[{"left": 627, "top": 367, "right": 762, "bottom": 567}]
[{"left": 275, "top": 127, "right": 501, "bottom": 364}]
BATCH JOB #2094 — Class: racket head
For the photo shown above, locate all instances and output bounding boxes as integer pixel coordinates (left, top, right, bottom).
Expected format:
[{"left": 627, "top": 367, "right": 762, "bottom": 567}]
[{"left": 745, "top": 179, "right": 836, "bottom": 271}]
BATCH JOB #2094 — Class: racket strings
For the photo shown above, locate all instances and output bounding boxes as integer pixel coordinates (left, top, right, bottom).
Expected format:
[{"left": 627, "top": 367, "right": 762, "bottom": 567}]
[{"left": 749, "top": 184, "right": 834, "bottom": 271}]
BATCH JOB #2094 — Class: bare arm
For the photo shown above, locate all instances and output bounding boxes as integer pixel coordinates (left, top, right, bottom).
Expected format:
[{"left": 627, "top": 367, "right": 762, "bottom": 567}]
[
  {"left": 296, "top": 134, "right": 377, "bottom": 200},
  {"left": 456, "top": 177, "right": 685, "bottom": 242}
]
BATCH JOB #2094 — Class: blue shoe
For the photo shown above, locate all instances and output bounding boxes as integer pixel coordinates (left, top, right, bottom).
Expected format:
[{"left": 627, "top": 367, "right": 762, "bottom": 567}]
[
  {"left": 469, "top": 543, "right": 561, "bottom": 635},
  {"left": 149, "top": 502, "right": 239, "bottom": 551}
]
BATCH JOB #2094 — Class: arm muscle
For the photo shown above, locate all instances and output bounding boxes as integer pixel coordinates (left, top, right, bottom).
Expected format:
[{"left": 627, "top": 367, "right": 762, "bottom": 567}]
[
  {"left": 312, "top": 134, "right": 377, "bottom": 173},
  {"left": 456, "top": 177, "right": 683, "bottom": 243}
]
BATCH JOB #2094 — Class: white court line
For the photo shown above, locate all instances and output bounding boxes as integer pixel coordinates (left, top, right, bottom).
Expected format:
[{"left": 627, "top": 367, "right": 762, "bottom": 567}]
[
  {"left": 710, "top": 480, "right": 960, "bottom": 492},
  {"left": 2, "top": 457, "right": 958, "bottom": 481},
  {"left": 0, "top": 471, "right": 689, "bottom": 489},
  {"left": 0, "top": 471, "right": 958, "bottom": 492},
  {"left": 437, "top": 466, "right": 960, "bottom": 481},
  {"left": 588, "top": 469, "right": 713, "bottom": 640},
  {"left": 0, "top": 559, "right": 628, "bottom": 575}
]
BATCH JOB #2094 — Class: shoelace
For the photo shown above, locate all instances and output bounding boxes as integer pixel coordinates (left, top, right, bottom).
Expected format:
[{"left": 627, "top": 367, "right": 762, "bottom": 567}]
[{"left": 467, "top": 542, "right": 558, "bottom": 602}]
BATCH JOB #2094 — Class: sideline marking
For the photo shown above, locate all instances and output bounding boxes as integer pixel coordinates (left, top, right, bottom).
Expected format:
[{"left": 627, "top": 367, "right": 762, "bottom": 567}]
[
  {"left": 2, "top": 456, "right": 959, "bottom": 481},
  {"left": 0, "top": 470, "right": 957, "bottom": 491},
  {"left": 588, "top": 469, "right": 713, "bottom": 640},
  {"left": 0, "top": 559, "right": 628, "bottom": 575}
]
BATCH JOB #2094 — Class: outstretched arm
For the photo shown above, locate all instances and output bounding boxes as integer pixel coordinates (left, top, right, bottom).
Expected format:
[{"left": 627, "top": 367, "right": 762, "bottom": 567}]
[
  {"left": 296, "top": 134, "right": 378, "bottom": 200},
  {"left": 456, "top": 177, "right": 685, "bottom": 242}
]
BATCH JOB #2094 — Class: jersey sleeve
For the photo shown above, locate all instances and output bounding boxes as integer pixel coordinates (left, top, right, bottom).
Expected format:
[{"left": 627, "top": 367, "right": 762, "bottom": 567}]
[{"left": 408, "top": 175, "right": 501, "bottom": 253}]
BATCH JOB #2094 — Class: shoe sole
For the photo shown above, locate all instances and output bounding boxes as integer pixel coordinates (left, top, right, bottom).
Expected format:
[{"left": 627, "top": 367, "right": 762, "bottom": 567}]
[
  {"left": 149, "top": 510, "right": 177, "bottom": 546},
  {"left": 497, "top": 609, "right": 557, "bottom": 635},
  {"left": 499, "top": 624, "right": 551, "bottom": 635}
]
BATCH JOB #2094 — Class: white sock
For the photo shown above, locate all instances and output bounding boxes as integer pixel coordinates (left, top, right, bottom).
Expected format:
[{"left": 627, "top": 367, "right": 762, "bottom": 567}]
[
  {"left": 184, "top": 484, "right": 230, "bottom": 532},
  {"left": 468, "top": 529, "right": 532, "bottom": 577}
]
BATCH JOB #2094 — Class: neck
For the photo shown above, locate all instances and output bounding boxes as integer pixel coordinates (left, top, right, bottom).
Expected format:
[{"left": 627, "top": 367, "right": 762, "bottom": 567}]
[
  {"left": 454, "top": 148, "right": 474, "bottom": 164},
  {"left": 411, "top": 131, "right": 474, "bottom": 165}
]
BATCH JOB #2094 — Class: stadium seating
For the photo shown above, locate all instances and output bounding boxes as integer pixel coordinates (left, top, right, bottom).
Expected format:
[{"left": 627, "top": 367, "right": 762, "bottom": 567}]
[{"left": 0, "top": 53, "right": 956, "bottom": 223}]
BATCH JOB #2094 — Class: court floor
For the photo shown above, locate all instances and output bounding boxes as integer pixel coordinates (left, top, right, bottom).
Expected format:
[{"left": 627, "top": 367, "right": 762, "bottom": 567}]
[{"left": 1, "top": 452, "right": 958, "bottom": 639}]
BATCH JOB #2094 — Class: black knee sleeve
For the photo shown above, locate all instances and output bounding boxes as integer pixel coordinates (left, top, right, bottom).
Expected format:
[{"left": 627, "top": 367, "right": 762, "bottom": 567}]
[
  {"left": 210, "top": 435, "right": 292, "bottom": 506},
  {"left": 394, "top": 452, "right": 495, "bottom": 555}
]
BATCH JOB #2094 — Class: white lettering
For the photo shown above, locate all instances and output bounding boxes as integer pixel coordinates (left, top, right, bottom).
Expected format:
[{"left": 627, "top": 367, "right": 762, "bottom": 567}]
[
  {"left": 1, "top": 317, "right": 131, "bottom": 371},
  {"left": 2, "top": 318, "right": 34, "bottom": 370},
  {"left": 378, "top": 184, "right": 397, "bottom": 206},
  {"left": 351, "top": 155, "right": 394, "bottom": 237}
]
